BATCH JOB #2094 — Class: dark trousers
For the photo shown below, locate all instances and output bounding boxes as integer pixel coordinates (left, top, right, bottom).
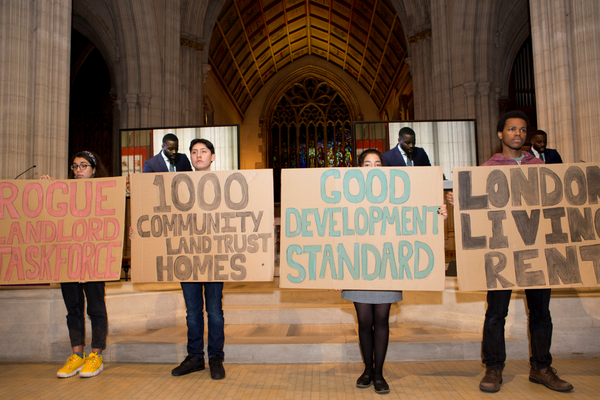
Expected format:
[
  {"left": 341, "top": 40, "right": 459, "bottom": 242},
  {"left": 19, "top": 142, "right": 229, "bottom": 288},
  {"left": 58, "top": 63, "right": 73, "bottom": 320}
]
[
  {"left": 61, "top": 282, "right": 108, "bottom": 349},
  {"left": 482, "top": 289, "right": 553, "bottom": 371},
  {"left": 181, "top": 282, "right": 225, "bottom": 359}
]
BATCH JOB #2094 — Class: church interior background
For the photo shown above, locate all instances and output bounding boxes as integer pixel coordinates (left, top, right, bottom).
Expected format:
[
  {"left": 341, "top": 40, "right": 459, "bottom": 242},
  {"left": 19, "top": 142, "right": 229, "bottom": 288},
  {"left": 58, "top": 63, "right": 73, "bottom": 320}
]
[{"left": 1, "top": 0, "right": 600, "bottom": 363}]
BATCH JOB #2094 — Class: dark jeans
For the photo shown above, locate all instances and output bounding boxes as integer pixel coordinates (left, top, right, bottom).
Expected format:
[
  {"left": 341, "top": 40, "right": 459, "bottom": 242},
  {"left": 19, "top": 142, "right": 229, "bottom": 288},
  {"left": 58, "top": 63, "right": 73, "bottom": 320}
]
[
  {"left": 61, "top": 282, "right": 108, "bottom": 349},
  {"left": 482, "top": 289, "right": 553, "bottom": 371},
  {"left": 181, "top": 282, "right": 225, "bottom": 359}
]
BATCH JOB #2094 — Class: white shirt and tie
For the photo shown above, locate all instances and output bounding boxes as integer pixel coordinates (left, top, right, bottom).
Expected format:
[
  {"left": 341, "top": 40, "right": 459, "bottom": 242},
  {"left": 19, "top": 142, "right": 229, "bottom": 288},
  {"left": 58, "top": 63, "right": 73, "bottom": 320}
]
[
  {"left": 397, "top": 144, "right": 413, "bottom": 166},
  {"left": 530, "top": 148, "right": 545, "bottom": 162},
  {"left": 161, "top": 151, "right": 176, "bottom": 171}
]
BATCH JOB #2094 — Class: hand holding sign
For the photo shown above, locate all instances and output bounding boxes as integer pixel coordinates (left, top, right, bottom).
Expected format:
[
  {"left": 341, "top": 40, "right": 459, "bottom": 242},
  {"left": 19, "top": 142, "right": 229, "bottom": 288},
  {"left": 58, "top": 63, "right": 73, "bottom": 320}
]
[
  {"left": 280, "top": 167, "right": 446, "bottom": 291},
  {"left": 453, "top": 163, "right": 600, "bottom": 291},
  {"left": 130, "top": 170, "right": 274, "bottom": 283}
]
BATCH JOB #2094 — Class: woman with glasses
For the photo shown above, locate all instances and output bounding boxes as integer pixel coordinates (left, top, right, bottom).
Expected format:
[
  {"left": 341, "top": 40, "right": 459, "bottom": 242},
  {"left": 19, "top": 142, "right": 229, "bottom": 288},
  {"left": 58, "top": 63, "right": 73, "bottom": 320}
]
[{"left": 42, "top": 151, "right": 109, "bottom": 378}]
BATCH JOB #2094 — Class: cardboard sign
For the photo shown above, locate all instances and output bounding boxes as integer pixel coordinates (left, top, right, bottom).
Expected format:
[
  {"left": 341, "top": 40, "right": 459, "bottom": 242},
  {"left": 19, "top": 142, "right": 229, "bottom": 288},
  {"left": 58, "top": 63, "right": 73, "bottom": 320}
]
[
  {"left": 280, "top": 167, "right": 446, "bottom": 290},
  {"left": 454, "top": 163, "right": 600, "bottom": 291},
  {"left": 130, "top": 170, "right": 274, "bottom": 282},
  {"left": 0, "top": 177, "right": 126, "bottom": 284}
]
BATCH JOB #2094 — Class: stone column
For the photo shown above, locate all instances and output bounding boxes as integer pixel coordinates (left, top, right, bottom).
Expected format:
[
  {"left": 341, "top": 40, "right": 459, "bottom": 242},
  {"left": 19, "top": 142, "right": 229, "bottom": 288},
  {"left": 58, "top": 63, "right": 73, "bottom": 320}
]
[
  {"left": 125, "top": 93, "right": 138, "bottom": 128},
  {"left": 0, "top": 0, "right": 72, "bottom": 179},
  {"left": 138, "top": 93, "right": 152, "bottom": 128},
  {"left": 406, "top": 33, "right": 434, "bottom": 119},
  {"left": 163, "top": 0, "right": 181, "bottom": 126},
  {"left": 179, "top": 34, "right": 205, "bottom": 126},
  {"left": 530, "top": 0, "right": 600, "bottom": 162},
  {"left": 477, "top": 82, "right": 497, "bottom": 163}
]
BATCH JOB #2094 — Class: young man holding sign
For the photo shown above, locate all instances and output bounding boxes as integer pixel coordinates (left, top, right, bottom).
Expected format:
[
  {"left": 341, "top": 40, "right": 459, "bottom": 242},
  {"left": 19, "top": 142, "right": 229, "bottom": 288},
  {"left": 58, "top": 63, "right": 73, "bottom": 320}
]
[
  {"left": 170, "top": 139, "right": 226, "bottom": 380},
  {"left": 448, "top": 110, "right": 573, "bottom": 393}
]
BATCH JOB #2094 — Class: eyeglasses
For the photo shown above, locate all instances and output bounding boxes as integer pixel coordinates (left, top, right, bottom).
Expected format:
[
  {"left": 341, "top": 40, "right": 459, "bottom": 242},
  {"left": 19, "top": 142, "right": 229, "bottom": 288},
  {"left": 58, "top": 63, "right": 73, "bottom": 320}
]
[{"left": 71, "top": 163, "right": 90, "bottom": 171}]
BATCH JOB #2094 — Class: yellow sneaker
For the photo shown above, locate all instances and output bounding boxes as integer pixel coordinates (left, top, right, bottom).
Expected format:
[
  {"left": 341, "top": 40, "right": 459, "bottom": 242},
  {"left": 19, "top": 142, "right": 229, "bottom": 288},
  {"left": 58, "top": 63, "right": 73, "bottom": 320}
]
[
  {"left": 79, "top": 352, "right": 104, "bottom": 378},
  {"left": 57, "top": 353, "right": 86, "bottom": 378}
]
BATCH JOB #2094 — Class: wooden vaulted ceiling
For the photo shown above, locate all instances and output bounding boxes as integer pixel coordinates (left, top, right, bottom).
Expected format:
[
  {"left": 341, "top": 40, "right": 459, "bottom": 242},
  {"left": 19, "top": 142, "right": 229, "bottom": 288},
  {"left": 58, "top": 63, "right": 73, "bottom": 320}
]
[{"left": 208, "top": 0, "right": 408, "bottom": 116}]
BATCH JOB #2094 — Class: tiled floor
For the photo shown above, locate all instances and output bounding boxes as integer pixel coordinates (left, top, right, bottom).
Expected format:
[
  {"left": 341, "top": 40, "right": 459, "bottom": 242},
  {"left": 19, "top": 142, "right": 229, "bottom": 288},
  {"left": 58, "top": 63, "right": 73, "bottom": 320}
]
[
  {"left": 107, "top": 322, "right": 485, "bottom": 346},
  {"left": 1, "top": 359, "right": 598, "bottom": 399}
]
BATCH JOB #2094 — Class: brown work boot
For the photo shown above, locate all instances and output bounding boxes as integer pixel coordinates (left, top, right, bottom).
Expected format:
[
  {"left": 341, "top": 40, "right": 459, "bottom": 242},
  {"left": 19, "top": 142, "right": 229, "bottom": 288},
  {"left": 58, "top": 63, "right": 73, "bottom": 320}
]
[
  {"left": 529, "top": 367, "right": 573, "bottom": 392},
  {"left": 479, "top": 369, "right": 502, "bottom": 392}
]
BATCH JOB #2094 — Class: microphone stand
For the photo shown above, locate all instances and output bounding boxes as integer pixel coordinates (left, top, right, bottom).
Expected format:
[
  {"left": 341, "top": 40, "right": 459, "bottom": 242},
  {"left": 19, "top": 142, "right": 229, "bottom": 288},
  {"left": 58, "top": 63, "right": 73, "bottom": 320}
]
[{"left": 15, "top": 165, "right": 36, "bottom": 179}]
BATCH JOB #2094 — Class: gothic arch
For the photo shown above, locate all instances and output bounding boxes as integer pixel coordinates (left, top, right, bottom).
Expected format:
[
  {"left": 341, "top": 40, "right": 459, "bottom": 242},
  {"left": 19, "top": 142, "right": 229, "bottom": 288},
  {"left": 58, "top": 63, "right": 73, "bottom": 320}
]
[
  {"left": 72, "top": 0, "right": 164, "bottom": 128},
  {"left": 495, "top": 0, "right": 531, "bottom": 97},
  {"left": 259, "top": 66, "right": 363, "bottom": 200},
  {"left": 259, "top": 66, "right": 362, "bottom": 129}
]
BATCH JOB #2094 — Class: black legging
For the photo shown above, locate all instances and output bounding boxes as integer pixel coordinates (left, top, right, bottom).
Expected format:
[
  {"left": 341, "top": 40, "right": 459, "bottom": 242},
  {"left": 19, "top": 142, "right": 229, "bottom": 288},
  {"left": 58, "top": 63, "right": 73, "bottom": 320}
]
[{"left": 354, "top": 302, "right": 391, "bottom": 380}]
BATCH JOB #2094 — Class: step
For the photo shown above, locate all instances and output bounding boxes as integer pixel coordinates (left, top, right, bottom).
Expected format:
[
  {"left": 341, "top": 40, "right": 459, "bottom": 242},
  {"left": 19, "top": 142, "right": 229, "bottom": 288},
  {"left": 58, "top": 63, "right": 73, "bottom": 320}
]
[
  {"left": 4, "top": 278, "right": 600, "bottom": 362},
  {"left": 51, "top": 322, "right": 528, "bottom": 364}
]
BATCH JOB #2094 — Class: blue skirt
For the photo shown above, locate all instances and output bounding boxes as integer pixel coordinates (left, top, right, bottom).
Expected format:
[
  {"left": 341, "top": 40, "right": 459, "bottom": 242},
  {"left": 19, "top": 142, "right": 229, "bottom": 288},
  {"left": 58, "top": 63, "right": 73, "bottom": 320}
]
[{"left": 341, "top": 290, "right": 403, "bottom": 304}]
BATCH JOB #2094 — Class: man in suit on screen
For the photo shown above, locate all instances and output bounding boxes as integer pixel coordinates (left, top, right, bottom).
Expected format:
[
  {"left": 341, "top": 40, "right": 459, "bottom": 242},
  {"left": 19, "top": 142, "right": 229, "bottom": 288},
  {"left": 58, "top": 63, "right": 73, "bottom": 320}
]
[
  {"left": 142, "top": 133, "right": 193, "bottom": 172},
  {"left": 381, "top": 127, "right": 431, "bottom": 167},
  {"left": 526, "top": 130, "right": 563, "bottom": 164}
]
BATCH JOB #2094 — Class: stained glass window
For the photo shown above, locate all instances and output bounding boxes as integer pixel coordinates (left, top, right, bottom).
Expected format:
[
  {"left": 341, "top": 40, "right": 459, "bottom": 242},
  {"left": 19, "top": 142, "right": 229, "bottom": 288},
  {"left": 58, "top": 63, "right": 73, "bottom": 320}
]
[{"left": 270, "top": 76, "right": 353, "bottom": 200}]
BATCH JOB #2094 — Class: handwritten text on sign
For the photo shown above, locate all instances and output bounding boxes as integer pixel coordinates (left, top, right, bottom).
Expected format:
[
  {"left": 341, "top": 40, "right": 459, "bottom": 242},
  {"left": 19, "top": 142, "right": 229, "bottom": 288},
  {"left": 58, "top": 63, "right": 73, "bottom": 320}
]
[
  {"left": 0, "top": 177, "right": 126, "bottom": 284},
  {"left": 280, "top": 167, "right": 446, "bottom": 290},
  {"left": 454, "top": 164, "right": 600, "bottom": 291},
  {"left": 130, "top": 170, "right": 274, "bottom": 282}
]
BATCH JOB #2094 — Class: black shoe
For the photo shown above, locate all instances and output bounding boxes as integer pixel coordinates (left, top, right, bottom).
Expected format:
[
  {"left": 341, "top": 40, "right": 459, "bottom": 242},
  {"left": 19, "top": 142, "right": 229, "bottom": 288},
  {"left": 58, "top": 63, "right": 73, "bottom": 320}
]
[
  {"left": 209, "top": 355, "right": 225, "bottom": 380},
  {"left": 356, "top": 372, "right": 373, "bottom": 388},
  {"left": 171, "top": 355, "right": 205, "bottom": 376},
  {"left": 373, "top": 378, "right": 390, "bottom": 394}
]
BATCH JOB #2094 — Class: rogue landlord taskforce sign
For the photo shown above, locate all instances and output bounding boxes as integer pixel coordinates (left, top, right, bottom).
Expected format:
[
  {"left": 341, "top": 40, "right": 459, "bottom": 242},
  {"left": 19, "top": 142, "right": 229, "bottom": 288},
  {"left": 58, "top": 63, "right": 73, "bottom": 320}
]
[
  {"left": 454, "top": 163, "right": 600, "bottom": 291},
  {"left": 0, "top": 177, "right": 126, "bottom": 284},
  {"left": 130, "top": 170, "right": 274, "bottom": 282},
  {"left": 280, "top": 167, "right": 446, "bottom": 291}
]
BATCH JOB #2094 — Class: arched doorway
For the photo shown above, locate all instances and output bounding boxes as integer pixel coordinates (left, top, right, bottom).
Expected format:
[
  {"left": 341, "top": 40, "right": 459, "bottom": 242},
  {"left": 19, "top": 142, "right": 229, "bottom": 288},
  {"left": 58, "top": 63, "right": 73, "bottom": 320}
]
[{"left": 69, "top": 29, "right": 114, "bottom": 175}]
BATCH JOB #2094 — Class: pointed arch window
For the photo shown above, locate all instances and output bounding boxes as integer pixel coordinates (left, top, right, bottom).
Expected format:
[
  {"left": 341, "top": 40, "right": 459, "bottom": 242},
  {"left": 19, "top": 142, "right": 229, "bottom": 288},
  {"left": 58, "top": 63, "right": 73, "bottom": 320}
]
[{"left": 269, "top": 76, "right": 353, "bottom": 200}]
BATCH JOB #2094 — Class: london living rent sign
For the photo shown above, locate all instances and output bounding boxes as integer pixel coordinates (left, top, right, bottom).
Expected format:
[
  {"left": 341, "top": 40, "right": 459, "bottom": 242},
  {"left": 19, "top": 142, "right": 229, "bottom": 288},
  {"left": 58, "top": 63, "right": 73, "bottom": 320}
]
[
  {"left": 280, "top": 167, "right": 446, "bottom": 291},
  {"left": 0, "top": 177, "right": 126, "bottom": 284},
  {"left": 454, "top": 163, "right": 600, "bottom": 291},
  {"left": 130, "top": 170, "right": 274, "bottom": 282}
]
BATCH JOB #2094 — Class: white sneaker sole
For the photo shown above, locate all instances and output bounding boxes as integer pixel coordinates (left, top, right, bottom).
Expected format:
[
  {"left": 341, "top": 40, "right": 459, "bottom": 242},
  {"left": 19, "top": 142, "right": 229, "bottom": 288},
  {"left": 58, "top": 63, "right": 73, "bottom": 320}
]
[
  {"left": 57, "top": 365, "right": 83, "bottom": 378},
  {"left": 80, "top": 364, "right": 104, "bottom": 378}
]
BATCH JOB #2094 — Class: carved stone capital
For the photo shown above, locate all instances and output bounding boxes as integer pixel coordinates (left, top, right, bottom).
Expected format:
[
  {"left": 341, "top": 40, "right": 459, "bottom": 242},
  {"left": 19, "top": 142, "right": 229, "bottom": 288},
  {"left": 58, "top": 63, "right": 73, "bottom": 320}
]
[
  {"left": 463, "top": 82, "right": 478, "bottom": 97},
  {"left": 478, "top": 82, "right": 492, "bottom": 97},
  {"left": 180, "top": 35, "right": 205, "bottom": 52},
  {"left": 138, "top": 93, "right": 151, "bottom": 107},
  {"left": 203, "top": 63, "right": 212, "bottom": 83},
  {"left": 408, "top": 29, "right": 432, "bottom": 44},
  {"left": 181, "top": 32, "right": 204, "bottom": 44},
  {"left": 125, "top": 93, "right": 138, "bottom": 106}
]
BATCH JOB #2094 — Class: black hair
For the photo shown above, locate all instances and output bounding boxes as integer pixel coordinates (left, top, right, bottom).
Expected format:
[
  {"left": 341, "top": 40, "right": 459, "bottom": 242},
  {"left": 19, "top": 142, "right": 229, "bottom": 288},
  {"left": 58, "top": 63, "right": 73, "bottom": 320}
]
[
  {"left": 162, "top": 133, "right": 179, "bottom": 144},
  {"left": 69, "top": 151, "right": 108, "bottom": 179},
  {"left": 358, "top": 149, "right": 382, "bottom": 166},
  {"left": 189, "top": 138, "right": 215, "bottom": 155},
  {"left": 399, "top": 127, "right": 416, "bottom": 138},
  {"left": 497, "top": 110, "right": 529, "bottom": 132},
  {"left": 534, "top": 129, "right": 547, "bottom": 137}
]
